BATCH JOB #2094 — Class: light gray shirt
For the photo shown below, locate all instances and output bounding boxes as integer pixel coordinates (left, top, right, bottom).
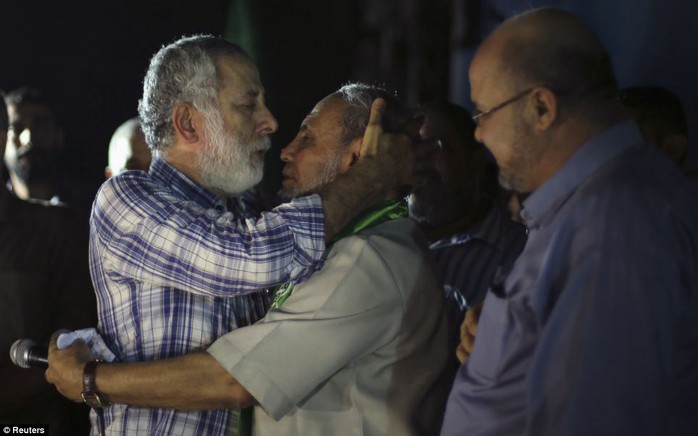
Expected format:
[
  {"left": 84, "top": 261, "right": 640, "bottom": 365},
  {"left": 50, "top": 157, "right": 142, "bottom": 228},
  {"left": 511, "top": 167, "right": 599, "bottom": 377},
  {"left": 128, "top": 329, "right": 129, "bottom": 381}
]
[{"left": 209, "top": 218, "right": 450, "bottom": 435}]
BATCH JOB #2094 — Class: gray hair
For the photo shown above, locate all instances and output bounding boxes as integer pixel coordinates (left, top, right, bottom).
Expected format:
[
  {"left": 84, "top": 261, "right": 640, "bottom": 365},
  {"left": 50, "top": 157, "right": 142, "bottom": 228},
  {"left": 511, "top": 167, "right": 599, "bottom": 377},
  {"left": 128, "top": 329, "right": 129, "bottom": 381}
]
[
  {"left": 138, "top": 35, "right": 249, "bottom": 152},
  {"left": 331, "top": 83, "right": 410, "bottom": 147}
]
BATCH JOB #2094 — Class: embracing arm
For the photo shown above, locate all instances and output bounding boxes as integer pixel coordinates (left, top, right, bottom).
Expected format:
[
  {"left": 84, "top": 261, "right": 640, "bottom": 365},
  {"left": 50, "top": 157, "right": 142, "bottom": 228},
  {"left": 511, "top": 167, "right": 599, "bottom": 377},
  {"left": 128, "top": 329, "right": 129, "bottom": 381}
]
[
  {"left": 94, "top": 178, "right": 326, "bottom": 297},
  {"left": 45, "top": 338, "right": 255, "bottom": 410},
  {"left": 319, "top": 98, "right": 416, "bottom": 240}
]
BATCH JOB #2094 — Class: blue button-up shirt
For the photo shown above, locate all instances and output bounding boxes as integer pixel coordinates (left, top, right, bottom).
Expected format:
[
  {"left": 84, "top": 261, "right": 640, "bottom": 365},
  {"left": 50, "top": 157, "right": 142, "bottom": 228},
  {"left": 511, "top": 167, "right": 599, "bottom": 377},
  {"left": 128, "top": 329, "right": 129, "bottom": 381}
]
[
  {"left": 90, "top": 158, "right": 325, "bottom": 435},
  {"left": 442, "top": 121, "right": 698, "bottom": 436}
]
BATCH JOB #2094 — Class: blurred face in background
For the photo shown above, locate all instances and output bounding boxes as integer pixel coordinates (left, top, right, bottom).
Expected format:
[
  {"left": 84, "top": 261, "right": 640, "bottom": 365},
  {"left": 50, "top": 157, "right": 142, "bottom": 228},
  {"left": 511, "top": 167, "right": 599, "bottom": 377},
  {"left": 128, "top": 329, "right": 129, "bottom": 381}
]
[
  {"left": 4, "top": 102, "right": 63, "bottom": 185},
  {"left": 106, "top": 121, "right": 152, "bottom": 178}
]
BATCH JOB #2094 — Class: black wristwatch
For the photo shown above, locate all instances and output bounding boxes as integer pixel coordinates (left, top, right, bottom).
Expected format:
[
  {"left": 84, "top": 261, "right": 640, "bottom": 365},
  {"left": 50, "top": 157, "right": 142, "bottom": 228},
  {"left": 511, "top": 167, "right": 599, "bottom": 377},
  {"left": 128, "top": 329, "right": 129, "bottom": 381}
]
[{"left": 81, "top": 360, "right": 110, "bottom": 408}]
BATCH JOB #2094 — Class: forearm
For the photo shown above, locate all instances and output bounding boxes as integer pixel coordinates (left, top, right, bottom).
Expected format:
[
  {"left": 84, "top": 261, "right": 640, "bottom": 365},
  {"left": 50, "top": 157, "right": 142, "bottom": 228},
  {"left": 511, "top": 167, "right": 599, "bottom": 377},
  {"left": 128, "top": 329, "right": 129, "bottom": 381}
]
[
  {"left": 47, "top": 340, "right": 256, "bottom": 411},
  {"left": 95, "top": 352, "right": 255, "bottom": 410}
]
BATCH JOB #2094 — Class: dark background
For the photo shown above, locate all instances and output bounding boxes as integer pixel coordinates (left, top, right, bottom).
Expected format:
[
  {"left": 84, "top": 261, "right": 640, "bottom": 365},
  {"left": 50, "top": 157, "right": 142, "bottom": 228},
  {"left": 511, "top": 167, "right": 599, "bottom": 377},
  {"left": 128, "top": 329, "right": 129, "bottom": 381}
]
[{"left": 2, "top": 0, "right": 696, "bottom": 204}]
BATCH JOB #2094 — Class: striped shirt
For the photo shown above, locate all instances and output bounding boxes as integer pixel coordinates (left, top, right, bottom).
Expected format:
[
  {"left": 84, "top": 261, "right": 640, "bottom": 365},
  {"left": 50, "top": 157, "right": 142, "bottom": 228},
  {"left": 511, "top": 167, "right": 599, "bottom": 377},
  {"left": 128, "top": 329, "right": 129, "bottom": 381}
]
[
  {"left": 429, "top": 203, "right": 527, "bottom": 355},
  {"left": 90, "top": 158, "right": 325, "bottom": 435}
]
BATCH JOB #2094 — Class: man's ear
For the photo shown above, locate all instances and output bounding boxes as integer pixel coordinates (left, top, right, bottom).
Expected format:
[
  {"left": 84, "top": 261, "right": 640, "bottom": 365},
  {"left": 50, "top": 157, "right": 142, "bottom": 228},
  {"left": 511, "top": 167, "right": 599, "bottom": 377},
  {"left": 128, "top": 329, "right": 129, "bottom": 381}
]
[
  {"left": 530, "top": 87, "right": 557, "bottom": 132},
  {"left": 341, "top": 137, "right": 363, "bottom": 171},
  {"left": 172, "top": 103, "right": 202, "bottom": 144}
]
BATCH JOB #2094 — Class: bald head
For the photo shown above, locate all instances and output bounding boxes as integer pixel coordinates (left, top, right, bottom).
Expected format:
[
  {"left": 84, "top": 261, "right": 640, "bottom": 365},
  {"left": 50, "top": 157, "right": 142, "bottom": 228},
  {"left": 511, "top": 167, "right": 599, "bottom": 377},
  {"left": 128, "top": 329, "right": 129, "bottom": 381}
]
[
  {"left": 469, "top": 8, "right": 626, "bottom": 193},
  {"left": 481, "top": 8, "right": 617, "bottom": 103},
  {"left": 106, "top": 118, "right": 152, "bottom": 178}
]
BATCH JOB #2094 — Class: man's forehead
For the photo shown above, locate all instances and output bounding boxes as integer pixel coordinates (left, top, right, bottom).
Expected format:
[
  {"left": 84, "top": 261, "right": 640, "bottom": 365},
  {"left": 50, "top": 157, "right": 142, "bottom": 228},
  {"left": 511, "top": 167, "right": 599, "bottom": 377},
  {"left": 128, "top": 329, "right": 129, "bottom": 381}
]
[
  {"left": 470, "top": 49, "right": 508, "bottom": 102},
  {"left": 8, "top": 102, "right": 53, "bottom": 117},
  {"left": 302, "top": 97, "right": 343, "bottom": 127},
  {"left": 7, "top": 103, "right": 55, "bottom": 124},
  {"left": 217, "top": 56, "right": 264, "bottom": 97},
  {"left": 299, "top": 110, "right": 320, "bottom": 132}
]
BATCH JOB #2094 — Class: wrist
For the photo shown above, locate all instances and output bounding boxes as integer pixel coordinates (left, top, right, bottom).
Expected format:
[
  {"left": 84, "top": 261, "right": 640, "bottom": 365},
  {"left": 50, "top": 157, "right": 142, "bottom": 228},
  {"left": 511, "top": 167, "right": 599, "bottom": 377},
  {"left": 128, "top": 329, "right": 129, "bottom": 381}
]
[{"left": 82, "top": 360, "right": 111, "bottom": 408}]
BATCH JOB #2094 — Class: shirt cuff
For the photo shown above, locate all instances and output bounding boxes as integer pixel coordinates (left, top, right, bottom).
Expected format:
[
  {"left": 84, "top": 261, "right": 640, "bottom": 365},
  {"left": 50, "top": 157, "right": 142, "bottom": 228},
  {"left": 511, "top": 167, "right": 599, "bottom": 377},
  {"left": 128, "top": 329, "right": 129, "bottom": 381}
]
[
  {"left": 208, "top": 332, "right": 294, "bottom": 420},
  {"left": 274, "top": 194, "right": 326, "bottom": 278}
]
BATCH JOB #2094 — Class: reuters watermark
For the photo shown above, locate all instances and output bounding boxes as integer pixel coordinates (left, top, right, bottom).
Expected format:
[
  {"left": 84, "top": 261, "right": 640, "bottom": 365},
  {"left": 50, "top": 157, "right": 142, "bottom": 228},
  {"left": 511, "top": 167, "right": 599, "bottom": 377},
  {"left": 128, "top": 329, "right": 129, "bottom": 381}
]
[{"left": 2, "top": 426, "right": 47, "bottom": 434}]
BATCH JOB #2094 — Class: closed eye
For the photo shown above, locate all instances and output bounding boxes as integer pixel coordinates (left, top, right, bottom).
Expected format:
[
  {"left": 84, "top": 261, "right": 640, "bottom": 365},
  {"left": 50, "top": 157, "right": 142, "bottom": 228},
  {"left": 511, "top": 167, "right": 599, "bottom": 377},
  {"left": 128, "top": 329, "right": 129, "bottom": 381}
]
[{"left": 239, "top": 102, "right": 257, "bottom": 111}]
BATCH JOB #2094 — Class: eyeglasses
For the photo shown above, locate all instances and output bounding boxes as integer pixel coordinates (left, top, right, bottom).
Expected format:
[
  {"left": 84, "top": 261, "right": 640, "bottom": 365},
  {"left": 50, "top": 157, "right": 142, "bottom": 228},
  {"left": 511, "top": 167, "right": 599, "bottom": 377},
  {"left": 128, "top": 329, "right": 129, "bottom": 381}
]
[{"left": 471, "top": 88, "right": 535, "bottom": 125}]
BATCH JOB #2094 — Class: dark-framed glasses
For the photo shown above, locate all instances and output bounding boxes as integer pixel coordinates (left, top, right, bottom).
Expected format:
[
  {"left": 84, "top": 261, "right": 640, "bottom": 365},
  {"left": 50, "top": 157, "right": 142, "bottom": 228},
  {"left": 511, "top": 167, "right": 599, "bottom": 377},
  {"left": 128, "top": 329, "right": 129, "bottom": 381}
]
[{"left": 471, "top": 88, "right": 535, "bottom": 125}]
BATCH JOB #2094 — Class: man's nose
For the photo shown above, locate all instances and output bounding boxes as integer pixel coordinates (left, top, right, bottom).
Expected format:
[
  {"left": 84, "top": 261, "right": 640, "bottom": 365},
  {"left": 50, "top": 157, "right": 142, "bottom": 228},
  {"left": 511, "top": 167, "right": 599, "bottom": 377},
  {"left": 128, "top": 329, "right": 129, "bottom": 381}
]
[
  {"left": 280, "top": 143, "right": 294, "bottom": 162},
  {"left": 257, "top": 106, "right": 278, "bottom": 136}
]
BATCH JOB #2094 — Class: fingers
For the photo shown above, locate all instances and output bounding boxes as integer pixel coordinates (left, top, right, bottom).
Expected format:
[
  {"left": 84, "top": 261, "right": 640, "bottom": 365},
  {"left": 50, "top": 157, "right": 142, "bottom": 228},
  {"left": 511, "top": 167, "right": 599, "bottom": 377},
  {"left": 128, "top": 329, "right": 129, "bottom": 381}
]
[
  {"left": 46, "top": 338, "right": 92, "bottom": 402},
  {"left": 359, "top": 98, "right": 386, "bottom": 158},
  {"left": 455, "top": 343, "right": 468, "bottom": 364},
  {"left": 464, "top": 310, "right": 479, "bottom": 337},
  {"left": 457, "top": 302, "right": 486, "bottom": 364}
]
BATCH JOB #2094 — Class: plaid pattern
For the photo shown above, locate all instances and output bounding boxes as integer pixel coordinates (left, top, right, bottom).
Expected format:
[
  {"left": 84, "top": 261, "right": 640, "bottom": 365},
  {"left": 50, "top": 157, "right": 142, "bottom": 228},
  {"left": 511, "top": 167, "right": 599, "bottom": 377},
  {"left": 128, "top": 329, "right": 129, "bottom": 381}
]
[{"left": 89, "top": 159, "right": 325, "bottom": 435}]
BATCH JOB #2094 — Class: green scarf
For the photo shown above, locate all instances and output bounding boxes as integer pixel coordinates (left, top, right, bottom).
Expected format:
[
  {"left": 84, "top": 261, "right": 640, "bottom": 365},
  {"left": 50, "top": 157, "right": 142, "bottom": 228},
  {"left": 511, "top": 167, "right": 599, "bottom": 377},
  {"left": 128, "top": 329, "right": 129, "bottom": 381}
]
[{"left": 237, "top": 199, "right": 408, "bottom": 436}]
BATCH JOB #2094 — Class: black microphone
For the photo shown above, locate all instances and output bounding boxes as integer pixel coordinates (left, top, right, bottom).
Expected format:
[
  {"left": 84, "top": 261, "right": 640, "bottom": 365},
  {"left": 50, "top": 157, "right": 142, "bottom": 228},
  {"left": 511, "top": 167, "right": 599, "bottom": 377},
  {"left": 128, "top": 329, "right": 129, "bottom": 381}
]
[{"left": 10, "top": 339, "right": 48, "bottom": 368}]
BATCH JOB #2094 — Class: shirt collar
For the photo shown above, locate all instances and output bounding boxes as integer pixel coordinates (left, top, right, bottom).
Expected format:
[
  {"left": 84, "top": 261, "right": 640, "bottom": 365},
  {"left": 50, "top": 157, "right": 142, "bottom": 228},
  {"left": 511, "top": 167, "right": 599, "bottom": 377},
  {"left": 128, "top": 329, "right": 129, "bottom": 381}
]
[
  {"left": 429, "top": 202, "right": 507, "bottom": 249},
  {"left": 521, "top": 120, "right": 644, "bottom": 226},
  {"left": 149, "top": 158, "right": 227, "bottom": 212}
]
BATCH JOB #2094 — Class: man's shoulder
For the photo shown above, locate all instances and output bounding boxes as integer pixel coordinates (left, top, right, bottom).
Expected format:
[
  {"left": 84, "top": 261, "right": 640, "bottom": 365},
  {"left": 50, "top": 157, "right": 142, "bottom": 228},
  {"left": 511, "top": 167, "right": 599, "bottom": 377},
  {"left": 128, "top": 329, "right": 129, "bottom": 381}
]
[
  {"left": 97, "top": 170, "right": 159, "bottom": 202},
  {"left": 6, "top": 195, "right": 88, "bottom": 243},
  {"left": 349, "top": 218, "right": 426, "bottom": 253},
  {"left": 335, "top": 218, "right": 437, "bottom": 289},
  {"left": 94, "top": 170, "right": 177, "bottom": 219},
  {"left": 580, "top": 146, "right": 698, "bottom": 219}
]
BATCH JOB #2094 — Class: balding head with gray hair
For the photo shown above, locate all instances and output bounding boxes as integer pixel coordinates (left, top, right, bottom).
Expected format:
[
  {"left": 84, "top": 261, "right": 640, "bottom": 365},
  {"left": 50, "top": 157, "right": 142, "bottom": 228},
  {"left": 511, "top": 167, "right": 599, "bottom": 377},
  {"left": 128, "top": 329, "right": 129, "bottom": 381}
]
[
  {"left": 138, "top": 35, "right": 250, "bottom": 153},
  {"left": 330, "top": 83, "right": 411, "bottom": 149}
]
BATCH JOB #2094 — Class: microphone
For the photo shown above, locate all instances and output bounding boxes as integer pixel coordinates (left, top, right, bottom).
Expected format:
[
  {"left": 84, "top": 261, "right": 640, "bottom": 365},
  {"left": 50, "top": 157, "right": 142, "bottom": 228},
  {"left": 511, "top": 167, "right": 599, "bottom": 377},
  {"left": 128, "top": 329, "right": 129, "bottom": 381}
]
[
  {"left": 10, "top": 339, "right": 48, "bottom": 369},
  {"left": 10, "top": 330, "right": 73, "bottom": 368}
]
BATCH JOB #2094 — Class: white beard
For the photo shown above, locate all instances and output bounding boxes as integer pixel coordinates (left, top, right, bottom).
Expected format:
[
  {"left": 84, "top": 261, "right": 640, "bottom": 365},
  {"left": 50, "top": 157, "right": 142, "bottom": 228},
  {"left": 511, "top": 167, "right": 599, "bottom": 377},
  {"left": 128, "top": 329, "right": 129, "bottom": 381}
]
[{"left": 197, "top": 107, "right": 270, "bottom": 196}]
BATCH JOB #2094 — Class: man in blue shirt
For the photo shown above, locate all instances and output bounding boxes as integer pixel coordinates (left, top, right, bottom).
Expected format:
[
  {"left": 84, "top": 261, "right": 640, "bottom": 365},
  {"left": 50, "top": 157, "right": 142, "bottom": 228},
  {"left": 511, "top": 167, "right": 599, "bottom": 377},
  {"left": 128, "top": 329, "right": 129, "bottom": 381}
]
[{"left": 441, "top": 8, "right": 698, "bottom": 436}]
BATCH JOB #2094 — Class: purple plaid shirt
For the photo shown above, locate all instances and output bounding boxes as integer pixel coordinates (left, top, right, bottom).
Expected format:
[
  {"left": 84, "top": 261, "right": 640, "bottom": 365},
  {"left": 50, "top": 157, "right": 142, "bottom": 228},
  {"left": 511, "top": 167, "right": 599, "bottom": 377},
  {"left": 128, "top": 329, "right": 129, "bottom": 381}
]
[{"left": 90, "top": 158, "right": 325, "bottom": 435}]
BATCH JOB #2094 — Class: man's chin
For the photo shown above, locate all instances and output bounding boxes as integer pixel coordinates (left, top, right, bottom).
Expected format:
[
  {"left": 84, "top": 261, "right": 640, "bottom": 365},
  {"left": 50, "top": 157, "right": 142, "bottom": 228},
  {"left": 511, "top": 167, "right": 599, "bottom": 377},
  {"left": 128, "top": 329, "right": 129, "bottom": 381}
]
[
  {"left": 277, "top": 188, "right": 293, "bottom": 201},
  {"left": 278, "top": 185, "right": 317, "bottom": 201}
]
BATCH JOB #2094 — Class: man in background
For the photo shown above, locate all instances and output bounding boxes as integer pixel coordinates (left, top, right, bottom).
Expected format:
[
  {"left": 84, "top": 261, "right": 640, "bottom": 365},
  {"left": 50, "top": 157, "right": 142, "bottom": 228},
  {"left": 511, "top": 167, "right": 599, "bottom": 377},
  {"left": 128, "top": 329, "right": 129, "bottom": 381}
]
[
  {"left": 0, "top": 90, "right": 96, "bottom": 435},
  {"left": 618, "top": 85, "right": 689, "bottom": 167},
  {"left": 104, "top": 117, "right": 152, "bottom": 178},
  {"left": 408, "top": 101, "right": 526, "bottom": 363},
  {"left": 4, "top": 88, "right": 65, "bottom": 203}
]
